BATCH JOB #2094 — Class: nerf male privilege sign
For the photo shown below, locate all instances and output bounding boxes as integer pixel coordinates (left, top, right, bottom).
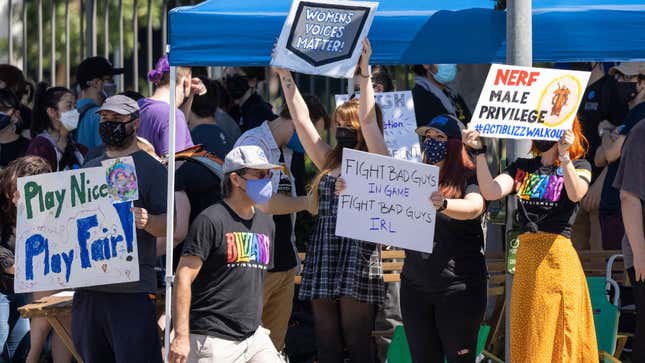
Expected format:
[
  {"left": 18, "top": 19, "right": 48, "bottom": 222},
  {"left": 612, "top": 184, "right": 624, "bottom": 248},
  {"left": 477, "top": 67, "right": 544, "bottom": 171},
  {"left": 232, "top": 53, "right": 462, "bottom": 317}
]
[
  {"left": 470, "top": 64, "right": 591, "bottom": 141},
  {"left": 272, "top": 0, "right": 378, "bottom": 78},
  {"left": 14, "top": 164, "right": 139, "bottom": 293}
]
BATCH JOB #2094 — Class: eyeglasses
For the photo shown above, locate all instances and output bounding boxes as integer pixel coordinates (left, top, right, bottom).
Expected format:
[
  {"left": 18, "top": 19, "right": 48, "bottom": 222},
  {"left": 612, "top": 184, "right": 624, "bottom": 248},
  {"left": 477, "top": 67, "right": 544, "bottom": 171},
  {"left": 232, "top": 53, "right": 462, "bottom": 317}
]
[{"left": 239, "top": 170, "right": 273, "bottom": 180}]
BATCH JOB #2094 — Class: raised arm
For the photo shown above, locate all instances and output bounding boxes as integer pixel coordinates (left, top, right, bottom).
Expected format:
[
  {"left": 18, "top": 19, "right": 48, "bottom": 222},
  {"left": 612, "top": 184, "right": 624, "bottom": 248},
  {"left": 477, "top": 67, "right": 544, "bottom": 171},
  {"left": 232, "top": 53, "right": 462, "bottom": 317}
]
[
  {"left": 558, "top": 130, "right": 589, "bottom": 202},
  {"left": 357, "top": 39, "right": 388, "bottom": 156},
  {"left": 430, "top": 187, "right": 486, "bottom": 221},
  {"left": 462, "top": 130, "right": 514, "bottom": 201},
  {"left": 274, "top": 68, "right": 331, "bottom": 169}
]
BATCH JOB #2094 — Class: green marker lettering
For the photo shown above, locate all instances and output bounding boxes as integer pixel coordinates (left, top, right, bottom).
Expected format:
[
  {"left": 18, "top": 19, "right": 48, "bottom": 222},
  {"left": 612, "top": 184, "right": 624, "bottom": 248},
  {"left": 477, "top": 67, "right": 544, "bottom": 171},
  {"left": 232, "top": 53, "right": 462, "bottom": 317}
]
[
  {"left": 23, "top": 181, "right": 41, "bottom": 219},
  {"left": 70, "top": 172, "right": 86, "bottom": 207},
  {"left": 54, "top": 189, "right": 66, "bottom": 218}
]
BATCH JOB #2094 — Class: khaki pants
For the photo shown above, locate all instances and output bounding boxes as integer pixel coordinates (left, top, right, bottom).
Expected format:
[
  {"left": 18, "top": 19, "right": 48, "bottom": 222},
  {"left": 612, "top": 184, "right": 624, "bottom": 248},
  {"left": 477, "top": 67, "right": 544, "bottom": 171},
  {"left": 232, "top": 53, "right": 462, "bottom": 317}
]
[
  {"left": 571, "top": 207, "right": 602, "bottom": 251},
  {"left": 188, "top": 327, "right": 281, "bottom": 363},
  {"left": 262, "top": 268, "right": 296, "bottom": 351}
]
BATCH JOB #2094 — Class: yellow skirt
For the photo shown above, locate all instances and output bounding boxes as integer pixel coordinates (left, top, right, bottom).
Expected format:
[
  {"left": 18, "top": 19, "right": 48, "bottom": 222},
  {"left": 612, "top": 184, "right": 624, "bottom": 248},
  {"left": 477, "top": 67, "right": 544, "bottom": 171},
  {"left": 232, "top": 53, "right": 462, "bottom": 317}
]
[{"left": 510, "top": 232, "right": 598, "bottom": 363}]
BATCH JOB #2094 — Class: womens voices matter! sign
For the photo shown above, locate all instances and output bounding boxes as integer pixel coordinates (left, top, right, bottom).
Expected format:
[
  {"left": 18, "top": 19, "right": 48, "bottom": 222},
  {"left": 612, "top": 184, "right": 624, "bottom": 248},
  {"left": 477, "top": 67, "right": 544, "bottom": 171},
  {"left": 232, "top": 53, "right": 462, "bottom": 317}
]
[
  {"left": 335, "top": 149, "right": 439, "bottom": 253},
  {"left": 272, "top": 0, "right": 378, "bottom": 78},
  {"left": 469, "top": 64, "right": 591, "bottom": 141},
  {"left": 14, "top": 162, "right": 139, "bottom": 293}
]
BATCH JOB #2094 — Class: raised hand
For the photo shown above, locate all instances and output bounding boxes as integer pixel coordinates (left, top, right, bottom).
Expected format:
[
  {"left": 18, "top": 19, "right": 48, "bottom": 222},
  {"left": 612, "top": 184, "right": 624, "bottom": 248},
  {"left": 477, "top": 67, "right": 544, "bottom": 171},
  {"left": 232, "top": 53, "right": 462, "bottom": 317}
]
[{"left": 462, "top": 129, "right": 484, "bottom": 150}]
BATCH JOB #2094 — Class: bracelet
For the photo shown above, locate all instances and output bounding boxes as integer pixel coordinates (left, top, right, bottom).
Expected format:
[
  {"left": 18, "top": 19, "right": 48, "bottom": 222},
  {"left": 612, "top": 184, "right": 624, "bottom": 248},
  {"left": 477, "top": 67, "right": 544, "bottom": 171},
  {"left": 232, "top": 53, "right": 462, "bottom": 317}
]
[
  {"left": 559, "top": 152, "right": 571, "bottom": 164},
  {"left": 359, "top": 73, "right": 370, "bottom": 79},
  {"left": 470, "top": 144, "right": 487, "bottom": 155},
  {"left": 437, "top": 198, "right": 448, "bottom": 212}
]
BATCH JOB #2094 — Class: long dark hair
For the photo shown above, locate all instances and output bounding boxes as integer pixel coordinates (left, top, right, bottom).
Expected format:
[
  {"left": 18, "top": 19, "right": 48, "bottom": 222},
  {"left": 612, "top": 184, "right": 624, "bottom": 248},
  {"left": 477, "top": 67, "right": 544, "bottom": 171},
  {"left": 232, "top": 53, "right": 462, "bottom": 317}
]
[
  {"left": 31, "top": 82, "right": 72, "bottom": 136},
  {"left": 437, "top": 138, "right": 474, "bottom": 199},
  {"left": 0, "top": 89, "right": 19, "bottom": 111}
]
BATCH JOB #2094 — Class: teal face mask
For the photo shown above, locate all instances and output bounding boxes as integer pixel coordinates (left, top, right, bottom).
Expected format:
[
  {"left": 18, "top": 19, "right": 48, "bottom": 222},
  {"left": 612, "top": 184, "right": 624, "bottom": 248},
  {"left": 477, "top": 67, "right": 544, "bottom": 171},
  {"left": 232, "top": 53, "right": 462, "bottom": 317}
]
[{"left": 433, "top": 64, "right": 457, "bottom": 84}]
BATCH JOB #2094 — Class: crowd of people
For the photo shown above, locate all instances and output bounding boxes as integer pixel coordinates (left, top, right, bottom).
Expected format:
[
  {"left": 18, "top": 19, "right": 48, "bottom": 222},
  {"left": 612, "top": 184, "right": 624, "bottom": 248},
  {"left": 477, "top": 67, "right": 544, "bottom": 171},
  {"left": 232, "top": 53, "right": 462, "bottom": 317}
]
[{"left": 0, "top": 43, "right": 643, "bottom": 363}]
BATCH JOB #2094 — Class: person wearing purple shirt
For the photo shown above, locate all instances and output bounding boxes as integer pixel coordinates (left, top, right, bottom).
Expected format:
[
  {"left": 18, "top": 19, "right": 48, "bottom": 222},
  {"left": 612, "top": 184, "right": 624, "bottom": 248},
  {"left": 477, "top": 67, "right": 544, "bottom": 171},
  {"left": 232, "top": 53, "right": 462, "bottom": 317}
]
[{"left": 137, "top": 55, "right": 206, "bottom": 158}]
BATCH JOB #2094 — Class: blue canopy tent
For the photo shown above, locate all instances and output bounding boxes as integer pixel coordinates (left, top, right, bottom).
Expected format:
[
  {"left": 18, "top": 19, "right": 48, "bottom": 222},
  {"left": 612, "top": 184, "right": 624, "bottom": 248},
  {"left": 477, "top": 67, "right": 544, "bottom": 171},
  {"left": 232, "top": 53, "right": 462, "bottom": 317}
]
[
  {"left": 161, "top": 0, "right": 645, "bottom": 360},
  {"left": 168, "top": 0, "right": 645, "bottom": 66}
]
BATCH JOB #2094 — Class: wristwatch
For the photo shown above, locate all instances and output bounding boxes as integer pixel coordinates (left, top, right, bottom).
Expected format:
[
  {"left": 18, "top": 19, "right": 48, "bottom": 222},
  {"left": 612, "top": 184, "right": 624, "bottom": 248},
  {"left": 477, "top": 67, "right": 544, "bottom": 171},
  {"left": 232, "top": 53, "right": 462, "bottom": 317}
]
[
  {"left": 437, "top": 198, "right": 448, "bottom": 212},
  {"left": 559, "top": 152, "right": 571, "bottom": 164},
  {"left": 470, "top": 144, "right": 487, "bottom": 155}
]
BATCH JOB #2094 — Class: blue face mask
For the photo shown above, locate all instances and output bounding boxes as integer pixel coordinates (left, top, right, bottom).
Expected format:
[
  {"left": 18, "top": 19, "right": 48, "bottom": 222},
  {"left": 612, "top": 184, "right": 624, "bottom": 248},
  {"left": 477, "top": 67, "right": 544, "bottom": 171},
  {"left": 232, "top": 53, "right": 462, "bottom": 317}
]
[
  {"left": 0, "top": 113, "right": 11, "bottom": 131},
  {"left": 423, "top": 138, "right": 448, "bottom": 165},
  {"left": 287, "top": 129, "right": 304, "bottom": 153},
  {"left": 433, "top": 64, "right": 457, "bottom": 84},
  {"left": 242, "top": 177, "right": 273, "bottom": 205}
]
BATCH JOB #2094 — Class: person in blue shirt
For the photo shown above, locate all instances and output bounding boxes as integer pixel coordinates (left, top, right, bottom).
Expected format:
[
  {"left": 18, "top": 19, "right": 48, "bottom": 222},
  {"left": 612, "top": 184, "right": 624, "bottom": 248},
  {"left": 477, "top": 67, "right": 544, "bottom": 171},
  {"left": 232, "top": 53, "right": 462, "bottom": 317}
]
[{"left": 74, "top": 56, "right": 123, "bottom": 150}]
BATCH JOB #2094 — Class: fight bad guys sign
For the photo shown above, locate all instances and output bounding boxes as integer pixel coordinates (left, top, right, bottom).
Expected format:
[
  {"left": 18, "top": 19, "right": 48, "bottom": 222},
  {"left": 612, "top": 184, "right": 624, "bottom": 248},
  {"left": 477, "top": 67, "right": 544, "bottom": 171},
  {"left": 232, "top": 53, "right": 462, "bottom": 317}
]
[
  {"left": 271, "top": 0, "right": 378, "bottom": 78},
  {"left": 470, "top": 64, "right": 591, "bottom": 141},
  {"left": 14, "top": 160, "right": 140, "bottom": 292},
  {"left": 335, "top": 149, "right": 439, "bottom": 253},
  {"left": 335, "top": 91, "right": 421, "bottom": 162}
]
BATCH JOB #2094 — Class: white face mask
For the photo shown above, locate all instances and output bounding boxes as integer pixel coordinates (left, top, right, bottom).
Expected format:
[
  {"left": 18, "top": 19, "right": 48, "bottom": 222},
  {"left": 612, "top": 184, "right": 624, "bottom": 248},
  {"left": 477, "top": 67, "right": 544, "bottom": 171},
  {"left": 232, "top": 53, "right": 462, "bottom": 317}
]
[{"left": 60, "top": 109, "right": 80, "bottom": 131}]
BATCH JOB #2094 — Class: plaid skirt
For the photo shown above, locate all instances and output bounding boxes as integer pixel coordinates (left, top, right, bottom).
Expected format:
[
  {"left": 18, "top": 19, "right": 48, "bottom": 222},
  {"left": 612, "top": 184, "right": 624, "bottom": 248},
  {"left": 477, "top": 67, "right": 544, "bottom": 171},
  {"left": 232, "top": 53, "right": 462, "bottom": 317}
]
[{"left": 298, "top": 175, "right": 384, "bottom": 304}]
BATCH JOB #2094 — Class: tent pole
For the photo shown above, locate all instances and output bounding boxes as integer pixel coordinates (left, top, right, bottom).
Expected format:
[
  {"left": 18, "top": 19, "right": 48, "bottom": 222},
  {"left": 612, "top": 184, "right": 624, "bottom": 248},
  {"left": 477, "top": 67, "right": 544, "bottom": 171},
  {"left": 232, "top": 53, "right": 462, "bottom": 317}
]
[
  {"left": 505, "top": 0, "right": 533, "bottom": 358},
  {"left": 164, "top": 66, "right": 177, "bottom": 363}
]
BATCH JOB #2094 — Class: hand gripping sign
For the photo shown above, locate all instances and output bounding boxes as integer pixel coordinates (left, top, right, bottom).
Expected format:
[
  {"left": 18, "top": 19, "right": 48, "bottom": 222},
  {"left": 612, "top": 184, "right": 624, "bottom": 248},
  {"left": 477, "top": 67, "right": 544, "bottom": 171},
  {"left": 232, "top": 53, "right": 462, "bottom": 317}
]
[
  {"left": 14, "top": 161, "right": 139, "bottom": 293},
  {"left": 272, "top": 0, "right": 378, "bottom": 78},
  {"left": 469, "top": 64, "right": 591, "bottom": 141}
]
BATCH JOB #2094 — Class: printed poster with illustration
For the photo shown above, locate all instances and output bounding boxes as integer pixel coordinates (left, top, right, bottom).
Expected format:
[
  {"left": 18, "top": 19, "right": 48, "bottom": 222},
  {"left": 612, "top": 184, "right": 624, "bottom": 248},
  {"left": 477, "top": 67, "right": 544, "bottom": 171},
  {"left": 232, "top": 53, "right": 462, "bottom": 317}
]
[
  {"left": 335, "top": 148, "right": 439, "bottom": 253},
  {"left": 271, "top": 0, "right": 378, "bottom": 78},
  {"left": 469, "top": 64, "right": 591, "bottom": 141},
  {"left": 14, "top": 165, "right": 139, "bottom": 293},
  {"left": 335, "top": 91, "right": 421, "bottom": 162},
  {"left": 102, "top": 156, "right": 139, "bottom": 203}
]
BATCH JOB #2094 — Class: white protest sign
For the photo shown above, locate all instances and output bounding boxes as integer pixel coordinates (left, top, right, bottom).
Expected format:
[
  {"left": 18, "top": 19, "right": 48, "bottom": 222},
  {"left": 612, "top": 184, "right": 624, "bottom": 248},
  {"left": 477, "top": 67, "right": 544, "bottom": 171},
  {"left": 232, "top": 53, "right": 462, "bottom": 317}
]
[
  {"left": 335, "top": 148, "right": 439, "bottom": 253},
  {"left": 470, "top": 64, "right": 591, "bottom": 141},
  {"left": 15, "top": 165, "right": 139, "bottom": 293},
  {"left": 336, "top": 91, "right": 421, "bottom": 162},
  {"left": 271, "top": 0, "right": 378, "bottom": 78}
]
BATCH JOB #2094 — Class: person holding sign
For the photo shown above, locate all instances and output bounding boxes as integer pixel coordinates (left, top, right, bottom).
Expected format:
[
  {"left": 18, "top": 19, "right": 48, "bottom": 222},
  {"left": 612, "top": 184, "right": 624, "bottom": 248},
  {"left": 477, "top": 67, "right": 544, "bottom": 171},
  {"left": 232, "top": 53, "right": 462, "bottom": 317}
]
[
  {"left": 274, "top": 39, "right": 387, "bottom": 363},
  {"left": 71, "top": 95, "right": 168, "bottom": 363},
  {"left": 463, "top": 120, "right": 597, "bottom": 362},
  {"left": 400, "top": 114, "right": 486, "bottom": 363}
]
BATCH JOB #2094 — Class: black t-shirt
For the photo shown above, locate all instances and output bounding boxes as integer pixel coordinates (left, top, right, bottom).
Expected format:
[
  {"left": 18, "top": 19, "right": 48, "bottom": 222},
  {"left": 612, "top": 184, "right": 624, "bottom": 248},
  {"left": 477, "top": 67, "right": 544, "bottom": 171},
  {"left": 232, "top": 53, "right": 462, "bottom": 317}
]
[
  {"left": 82, "top": 150, "right": 168, "bottom": 293},
  {"left": 600, "top": 102, "right": 645, "bottom": 215},
  {"left": 412, "top": 84, "right": 471, "bottom": 127},
  {"left": 190, "top": 124, "right": 233, "bottom": 160},
  {"left": 504, "top": 157, "right": 592, "bottom": 238},
  {"left": 0, "top": 136, "right": 30, "bottom": 168},
  {"left": 182, "top": 202, "right": 275, "bottom": 340},
  {"left": 577, "top": 75, "right": 628, "bottom": 181},
  {"left": 402, "top": 179, "right": 486, "bottom": 293}
]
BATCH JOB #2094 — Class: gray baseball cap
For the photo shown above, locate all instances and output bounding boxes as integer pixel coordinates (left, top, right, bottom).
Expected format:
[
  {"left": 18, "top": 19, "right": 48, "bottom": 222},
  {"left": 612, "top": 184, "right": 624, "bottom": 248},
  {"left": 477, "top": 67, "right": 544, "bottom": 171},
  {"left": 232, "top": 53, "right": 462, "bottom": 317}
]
[
  {"left": 96, "top": 95, "right": 140, "bottom": 115},
  {"left": 223, "top": 145, "right": 281, "bottom": 173},
  {"left": 609, "top": 62, "right": 645, "bottom": 77}
]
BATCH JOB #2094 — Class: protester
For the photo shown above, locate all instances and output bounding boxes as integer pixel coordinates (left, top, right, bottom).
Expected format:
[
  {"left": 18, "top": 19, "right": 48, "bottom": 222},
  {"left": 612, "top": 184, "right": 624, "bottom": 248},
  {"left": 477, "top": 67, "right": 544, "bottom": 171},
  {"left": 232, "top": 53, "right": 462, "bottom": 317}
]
[
  {"left": 71, "top": 95, "right": 167, "bottom": 362},
  {"left": 27, "top": 83, "right": 87, "bottom": 171},
  {"left": 405, "top": 114, "right": 487, "bottom": 362},
  {"left": 371, "top": 65, "right": 394, "bottom": 93},
  {"left": 412, "top": 64, "right": 471, "bottom": 128},
  {"left": 138, "top": 54, "right": 203, "bottom": 158},
  {"left": 0, "top": 156, "right": 51, "bottom": 362},
  {"left": 0, "top": 89, "right": 30, "bottom": 168},
  {"left": 610, "top": 62, "right": 645, "bottom": 363},
  {"left": 0, "top": 64, "right": 33, "bottom": 138},
  {"left": 188, "top": 76, "right": 234, "bottom": 159},
  {"left": 213, "top": 79, "right": 242, "bottom": 142},
  {"left": 169, "top": 145, "right": 282, "bottom": 363},
  {"left": 233, "top": 92, "right": 324, "bottom": 355},
  {"left": 226, "top": 68, "right": 275, "bottom": 132},
  {"left": 594, "top": 63, "right": 645, "bottom": 250},
  {"left": 463, "top": 118, "right": 597, "bottom": 362},
  {"left": 74, "top": 56, "right": 124, "bottom": 150},
  {"left": 274, "top": 39, "right": 387, "bottom": 363},
  {"left": 572, "top": 62, "right": 628, "bottom": 251}
]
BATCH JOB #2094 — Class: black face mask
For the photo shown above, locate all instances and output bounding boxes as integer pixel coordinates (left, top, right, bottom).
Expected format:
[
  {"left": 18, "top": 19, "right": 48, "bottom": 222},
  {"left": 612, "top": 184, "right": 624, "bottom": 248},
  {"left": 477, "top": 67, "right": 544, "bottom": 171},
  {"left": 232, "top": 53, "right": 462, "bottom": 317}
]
[
  {"left": 617, "top": 82, "right": 638, "bottom": 105},
  {"left": 99, "top": 119, "right": 136, "bottom": 148},
  {"left": 335, "top": 127, "right": 358, "bottom": 149},
  {"left": 533, "top": 140, "right": 556, "bottom": 153}
]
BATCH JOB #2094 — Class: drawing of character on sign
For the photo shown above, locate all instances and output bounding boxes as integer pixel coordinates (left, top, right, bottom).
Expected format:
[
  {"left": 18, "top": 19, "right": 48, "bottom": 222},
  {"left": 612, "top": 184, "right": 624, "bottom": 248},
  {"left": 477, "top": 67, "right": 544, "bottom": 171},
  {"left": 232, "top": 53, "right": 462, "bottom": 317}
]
[{"left": 272, "top": 0, "right": 378, "bottom": 78}]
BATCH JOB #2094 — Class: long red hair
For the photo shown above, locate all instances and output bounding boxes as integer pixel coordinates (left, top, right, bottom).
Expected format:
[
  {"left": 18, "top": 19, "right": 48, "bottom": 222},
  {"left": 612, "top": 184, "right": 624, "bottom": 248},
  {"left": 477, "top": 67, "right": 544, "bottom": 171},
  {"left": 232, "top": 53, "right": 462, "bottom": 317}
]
[
  {"left": 530, "top": 116, "right": 588, "bottom": 164},
  {"left": 436, "top": 138, "right": 475, "bottom": 199}
]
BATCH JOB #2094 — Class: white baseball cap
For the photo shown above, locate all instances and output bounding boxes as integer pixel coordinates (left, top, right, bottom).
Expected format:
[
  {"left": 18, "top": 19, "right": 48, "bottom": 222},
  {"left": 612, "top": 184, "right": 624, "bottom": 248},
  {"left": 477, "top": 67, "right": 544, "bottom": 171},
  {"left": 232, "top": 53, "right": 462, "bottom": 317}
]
[{"left": 223, "top": 145, "right": 281, "bottom": 173}]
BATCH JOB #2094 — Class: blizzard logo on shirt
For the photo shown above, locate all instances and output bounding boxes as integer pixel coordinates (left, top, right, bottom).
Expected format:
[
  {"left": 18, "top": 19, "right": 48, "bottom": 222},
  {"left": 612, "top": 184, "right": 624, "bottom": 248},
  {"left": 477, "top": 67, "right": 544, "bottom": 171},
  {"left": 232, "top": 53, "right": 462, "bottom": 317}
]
[
  {"left": 513, "top": 169, "right": 564, "bottom": 206},
  {"left": 225, "top": 232, "right": 271, "bottom": 268}
]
